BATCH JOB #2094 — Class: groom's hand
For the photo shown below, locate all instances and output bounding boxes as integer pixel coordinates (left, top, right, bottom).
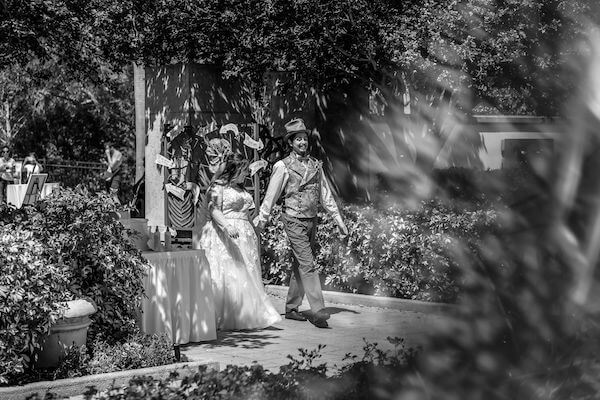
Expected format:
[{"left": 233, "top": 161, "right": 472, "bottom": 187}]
[
  {"left": 337, "top": 221, "right": 349, "bottom": 238},
  {"left": 253, "top": 216, "right": 265, "bottom": 231}
]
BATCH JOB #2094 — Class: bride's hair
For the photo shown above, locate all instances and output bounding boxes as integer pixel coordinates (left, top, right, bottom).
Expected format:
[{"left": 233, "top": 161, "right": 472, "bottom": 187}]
[{"left": 217, "top": 152, "right": 249, "bottom": 186}]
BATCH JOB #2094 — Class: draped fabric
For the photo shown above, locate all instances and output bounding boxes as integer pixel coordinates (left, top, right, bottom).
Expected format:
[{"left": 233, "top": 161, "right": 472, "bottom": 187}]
[{"left": 142, "top": 250, "right": 217, "bottom": 344}]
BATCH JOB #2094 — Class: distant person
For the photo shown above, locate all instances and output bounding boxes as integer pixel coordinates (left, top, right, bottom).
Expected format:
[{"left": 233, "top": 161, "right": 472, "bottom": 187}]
[
  {"left": 22, "top": 152, "right": 43, "bottom": 183},
  {"left": 103, "top": 142, "right": 123, "bottom": 204},
  {"left": 0, "top": 146, "right": 15, "bottom": 204}
]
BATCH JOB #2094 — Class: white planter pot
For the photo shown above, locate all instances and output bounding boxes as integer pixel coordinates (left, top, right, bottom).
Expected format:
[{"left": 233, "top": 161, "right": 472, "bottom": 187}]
[{"left": 36, "top": 299, "right": 97, "bottom": 369}]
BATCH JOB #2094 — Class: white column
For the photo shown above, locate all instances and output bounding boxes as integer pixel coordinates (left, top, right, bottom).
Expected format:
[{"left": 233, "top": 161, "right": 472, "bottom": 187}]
[{"left": 133, "top": 63, "right": 146, "bottom": 183}]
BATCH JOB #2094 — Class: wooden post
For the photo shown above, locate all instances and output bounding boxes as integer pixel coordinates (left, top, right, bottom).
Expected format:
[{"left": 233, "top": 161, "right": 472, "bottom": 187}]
[
  {"left": 173, "top": 344, "right": 181, "bottom": 361},
  {"left": 133, "top": 63, "right": 146, "bottom": 183},
  {"left": 252, "top": 122, "right": 260, "bottom": 210}
]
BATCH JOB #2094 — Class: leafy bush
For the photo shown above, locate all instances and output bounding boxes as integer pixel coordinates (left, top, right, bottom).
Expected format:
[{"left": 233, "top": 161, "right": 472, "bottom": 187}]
[
  {"left": 21, "top": 186, "right": 148, "bottom": 341},
  {"left": 87, "top": 332, "right": 179, "bottom": 375},
  {"left": 0, "top": 187, "right": 159, "bottom": 385},
  {"left": 10, "top": 332, "right": 180, "bottom": 386},
  {"left": 1, "top": 186, "right": 148, "bottom": 340},
  {"left": 261, "top": 200, "right": 498, "bottom": 302},
  {"left": 0, "top": 227, "right": 68, "bottom": 385}
]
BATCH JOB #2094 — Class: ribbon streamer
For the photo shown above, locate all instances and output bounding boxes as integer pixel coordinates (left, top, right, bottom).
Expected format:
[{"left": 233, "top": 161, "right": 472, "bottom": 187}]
[
  {"left": 243, "top": 133, "right": 264, "bottom": 150},
  {"left": 165, "top": 183, "right": 186, "bottom": 200},
  {"left": 249, "top": 159, "right": 268, "bottom": 176},
  {"left": 219, "top": 123, "right": 240, "bottom": 137},
  {"left": 155, "top": 154, "right": 174, "bottom": 169}
]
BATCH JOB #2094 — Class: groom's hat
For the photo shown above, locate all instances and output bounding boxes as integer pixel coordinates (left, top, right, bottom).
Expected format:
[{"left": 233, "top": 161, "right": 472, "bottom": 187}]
[{"left": 283, "top": 118, "right": 310, "bottom": 142}]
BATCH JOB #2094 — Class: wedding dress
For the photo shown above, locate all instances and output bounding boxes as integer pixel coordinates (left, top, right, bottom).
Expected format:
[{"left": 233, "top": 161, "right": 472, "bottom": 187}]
[{"left": 200, "top": 184, "right": 282, "bottom": 330}]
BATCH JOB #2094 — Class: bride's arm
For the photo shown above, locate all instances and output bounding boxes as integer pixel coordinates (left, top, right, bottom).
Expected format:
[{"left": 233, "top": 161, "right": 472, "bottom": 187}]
[{"left": 207, "top": 185, "right": 239, "bottom": 239}]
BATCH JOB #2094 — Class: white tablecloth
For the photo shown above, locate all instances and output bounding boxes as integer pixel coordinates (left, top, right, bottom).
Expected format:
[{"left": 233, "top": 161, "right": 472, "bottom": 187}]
[
  {"left": 6, "top": 182, "right": 60, "bottom": 208},
  {"left": 141, "top": 249, "right": 217, "bottom": 344}
]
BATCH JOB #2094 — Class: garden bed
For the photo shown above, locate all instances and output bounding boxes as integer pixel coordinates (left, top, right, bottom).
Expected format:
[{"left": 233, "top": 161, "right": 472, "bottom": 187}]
[{"left": 0, "top": 360, "right": 218, "bottom": 400}]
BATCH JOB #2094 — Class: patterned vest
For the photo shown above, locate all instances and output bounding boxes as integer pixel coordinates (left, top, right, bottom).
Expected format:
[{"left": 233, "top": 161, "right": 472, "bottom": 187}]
[{"left": 282, "top": 154, "right": 322, "bottom": 218}]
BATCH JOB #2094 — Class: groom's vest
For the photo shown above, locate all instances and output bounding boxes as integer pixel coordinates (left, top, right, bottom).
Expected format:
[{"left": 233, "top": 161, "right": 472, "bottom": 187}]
[{"left": 282, "top": 155, "right": 322, "bottom": 218}]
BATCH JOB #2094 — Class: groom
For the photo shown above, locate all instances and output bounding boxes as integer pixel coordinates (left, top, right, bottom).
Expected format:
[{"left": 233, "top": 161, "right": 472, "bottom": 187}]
[{"left": 254, "top": 118, "right": 348, "bottom": 328}]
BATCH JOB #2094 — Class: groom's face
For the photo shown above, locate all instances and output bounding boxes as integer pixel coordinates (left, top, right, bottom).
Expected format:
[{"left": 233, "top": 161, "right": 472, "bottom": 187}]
[{"left": 289, "top": 132, "right": 309, "bottom": 156}]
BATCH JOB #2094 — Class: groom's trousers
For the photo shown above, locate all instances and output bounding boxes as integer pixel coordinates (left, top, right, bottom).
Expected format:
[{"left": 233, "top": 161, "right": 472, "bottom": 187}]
[{"left": 282, "top": 214, "right": 325, "bottom": 313}]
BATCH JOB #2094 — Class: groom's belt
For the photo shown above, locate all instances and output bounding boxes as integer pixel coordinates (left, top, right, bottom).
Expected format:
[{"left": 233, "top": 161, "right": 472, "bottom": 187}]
[{"left": 283, "top": 211, "right": 317, "bottom": 220}]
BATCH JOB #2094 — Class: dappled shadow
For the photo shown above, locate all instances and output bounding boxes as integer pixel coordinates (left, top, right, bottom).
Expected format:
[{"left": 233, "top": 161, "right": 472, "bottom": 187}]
[
  {"left": 262, "top": 326, "right": 284, "bottom": 331},
  {"left": 319, "top": 306, "right": 360, "bottom": 315},
  {"left": 194, "top": 329, "right": 283, "bottom": 349}
]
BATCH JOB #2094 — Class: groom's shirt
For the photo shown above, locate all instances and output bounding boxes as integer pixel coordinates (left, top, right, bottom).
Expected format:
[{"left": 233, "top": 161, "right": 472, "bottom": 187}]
[{"left": 254, "top": 152, "right": 342, "bottom": 226}]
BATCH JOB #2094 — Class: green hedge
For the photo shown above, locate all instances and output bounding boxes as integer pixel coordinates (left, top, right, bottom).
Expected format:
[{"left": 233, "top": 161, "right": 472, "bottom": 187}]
[
  {"left": 261, "top": 200, "right": 498, "bottom": 303},
  {"left": 0, "top": 187, "right": 151, "bottom": 385},
  {"left": 0, "top": 229, "right": 68, "bottom": 385}
]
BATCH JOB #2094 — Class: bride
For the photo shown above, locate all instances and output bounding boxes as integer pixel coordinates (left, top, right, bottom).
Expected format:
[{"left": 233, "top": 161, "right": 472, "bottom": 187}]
[{"left": 200, "top": 152, "right": 281, "bottom": 330}]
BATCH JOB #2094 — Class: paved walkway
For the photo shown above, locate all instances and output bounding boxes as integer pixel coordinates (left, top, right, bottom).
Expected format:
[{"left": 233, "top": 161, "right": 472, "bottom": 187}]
[
  {"left": 41, "top": 289, "right": 449, "bottom": 400},
  {"left": 181, "top": 289, "right": 450, "bottom": 374}
]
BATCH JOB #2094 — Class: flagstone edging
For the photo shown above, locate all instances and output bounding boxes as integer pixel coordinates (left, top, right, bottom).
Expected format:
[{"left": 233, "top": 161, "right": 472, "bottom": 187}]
[
  {"left": 0, "top": 360, "right": 219, "bottom": 400},
  {"left": 265, "top": 285, "right": 456, "bottom": 314}
]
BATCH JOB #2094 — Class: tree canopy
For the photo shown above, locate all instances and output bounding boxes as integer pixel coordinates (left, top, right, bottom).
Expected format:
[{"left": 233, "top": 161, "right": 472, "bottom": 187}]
[{"left": 0, "top": 0, "right": 596, "bottom": 153}]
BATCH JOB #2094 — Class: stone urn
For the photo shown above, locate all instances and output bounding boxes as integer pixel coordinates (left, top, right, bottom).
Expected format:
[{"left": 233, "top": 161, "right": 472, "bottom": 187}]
[{"left": 36, "top": 299, "right": 97, "bottom": 369}]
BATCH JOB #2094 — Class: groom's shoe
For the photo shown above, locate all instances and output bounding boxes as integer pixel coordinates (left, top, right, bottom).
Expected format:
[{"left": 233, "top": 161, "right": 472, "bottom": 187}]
[
  {"left": 308, "top": 309, "right": 330, "bottom": 328},
  {"left": 314, "top": 309, "right": 330, "bottom": 321},
  {"left": 309, "top": 317, "right": 329, "bottom": 328},
  {"left": 285, "top": 310, "right": 307, "bottom": 321}
]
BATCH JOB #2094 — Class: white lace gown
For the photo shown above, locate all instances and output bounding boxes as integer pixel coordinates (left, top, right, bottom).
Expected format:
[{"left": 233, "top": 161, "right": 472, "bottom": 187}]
[{"left": 200, "top": 184, "right": 282, "bottom": 330}]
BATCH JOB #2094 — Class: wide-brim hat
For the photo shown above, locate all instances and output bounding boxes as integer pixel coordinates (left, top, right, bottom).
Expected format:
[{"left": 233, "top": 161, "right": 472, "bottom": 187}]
[{"left": 283, "top": 118, "right": 311, "bottom": 142}]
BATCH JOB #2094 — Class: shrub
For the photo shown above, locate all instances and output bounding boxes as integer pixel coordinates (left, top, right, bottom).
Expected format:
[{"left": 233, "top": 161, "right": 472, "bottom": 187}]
[
  {"left": 87, "top": 332, "right": 179, "bottom": 375},
  {"left": 1, "top": 186, "right": 149, "bottom": 344},
  {"left": 11, "top": 332, "right": 179, "bottom": 385},
  {"left": 261, "top": 200, "right": 498, "bottom": 302},
  {"left": 23, "top": 186, "right": 149, "bottom": 341},
  {"left": 0, "top": 227, "right": 68, "bottom": 385}
]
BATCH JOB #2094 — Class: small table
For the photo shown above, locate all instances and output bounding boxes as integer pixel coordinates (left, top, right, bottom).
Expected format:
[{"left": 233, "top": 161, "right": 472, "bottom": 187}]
[
  {"left": 6, "top": 182, "right": 60, "bottom": 208},
  {"left": 141, "top": 249, "right": 217, "bottom": 344}
]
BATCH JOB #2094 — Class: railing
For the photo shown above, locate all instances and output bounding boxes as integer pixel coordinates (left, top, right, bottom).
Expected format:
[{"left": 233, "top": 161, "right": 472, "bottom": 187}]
[{"left": 41, "top": 159, "right": 106, "bottom": 190}]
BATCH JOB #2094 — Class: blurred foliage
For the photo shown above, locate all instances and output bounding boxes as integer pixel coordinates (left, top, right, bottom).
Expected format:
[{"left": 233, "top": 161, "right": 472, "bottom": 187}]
[{"left": 431, "top": 167, "right": 547, "bottom": 209}]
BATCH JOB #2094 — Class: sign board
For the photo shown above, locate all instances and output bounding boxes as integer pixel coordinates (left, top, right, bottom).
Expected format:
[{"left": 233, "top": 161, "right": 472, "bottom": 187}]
[{"left": 22, "top": 173, "right": 48, "bottom": 206}]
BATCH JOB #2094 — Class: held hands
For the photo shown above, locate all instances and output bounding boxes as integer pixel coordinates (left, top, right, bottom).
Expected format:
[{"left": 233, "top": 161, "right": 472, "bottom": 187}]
[
  {"left": 252, "top": 216, "right": 265, "bottom": 232},
  {"left": 337, "top": 221, "right": 349, "bottom": 238},
  {"left": 334, "top": 215, "right": 348, "bottom": 238}
]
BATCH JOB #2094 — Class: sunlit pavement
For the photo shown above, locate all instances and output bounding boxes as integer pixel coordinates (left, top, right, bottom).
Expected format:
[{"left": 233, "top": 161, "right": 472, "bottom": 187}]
[{"left": 181, "top": 290, "right": 450, "bottom": 374}]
